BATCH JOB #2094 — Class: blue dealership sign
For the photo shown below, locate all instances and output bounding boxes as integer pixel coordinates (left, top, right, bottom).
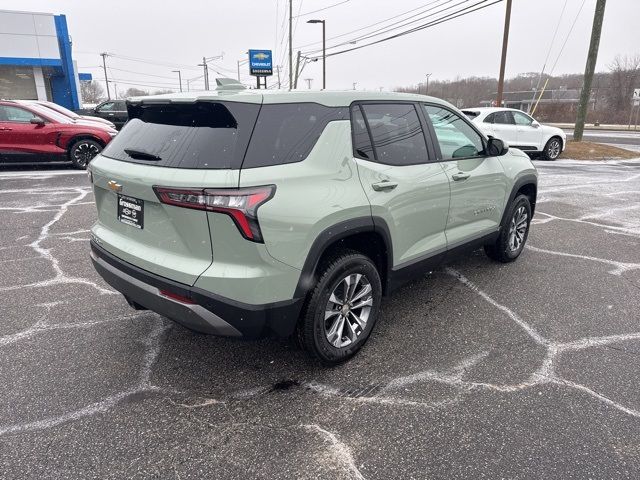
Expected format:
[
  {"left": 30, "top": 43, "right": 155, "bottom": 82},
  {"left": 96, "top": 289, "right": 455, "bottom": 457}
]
[{"left": 248, "top": 49, "right": 273, "bottom": 77}]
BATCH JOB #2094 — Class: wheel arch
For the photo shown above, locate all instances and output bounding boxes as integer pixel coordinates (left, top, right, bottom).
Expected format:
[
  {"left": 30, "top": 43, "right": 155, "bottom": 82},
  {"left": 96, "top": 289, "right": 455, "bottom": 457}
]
[
  {"left": 500, "top": 175, "right": 538, "bottom": 227},
  {"left": 293, "top": 216, "right": 393, "bottom": 298},
  {"left": 66, "top": 134, "right": 106, "bottom": 152}
]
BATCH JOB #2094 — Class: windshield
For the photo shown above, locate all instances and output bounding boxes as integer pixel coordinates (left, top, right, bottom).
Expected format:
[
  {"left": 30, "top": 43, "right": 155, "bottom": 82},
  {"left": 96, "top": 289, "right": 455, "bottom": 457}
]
[
  {"left": 40, "top": 101, "right": 80, "bottom": 119},
  {"left": 29, "top": 104, "right": 73, "bottom": 124}
]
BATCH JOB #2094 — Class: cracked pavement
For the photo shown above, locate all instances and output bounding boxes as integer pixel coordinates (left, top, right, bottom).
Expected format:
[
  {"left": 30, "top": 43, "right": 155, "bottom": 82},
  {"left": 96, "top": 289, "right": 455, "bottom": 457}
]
[{"left": 1, "top": 159, "right": 640, "bottom": 479}]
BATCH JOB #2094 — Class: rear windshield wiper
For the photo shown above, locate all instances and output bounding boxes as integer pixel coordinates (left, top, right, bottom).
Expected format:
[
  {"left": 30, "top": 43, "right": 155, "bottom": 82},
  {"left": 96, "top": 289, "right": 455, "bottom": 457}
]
[{"left": 124, "top": 148, "right": 162, "bottom": 161}]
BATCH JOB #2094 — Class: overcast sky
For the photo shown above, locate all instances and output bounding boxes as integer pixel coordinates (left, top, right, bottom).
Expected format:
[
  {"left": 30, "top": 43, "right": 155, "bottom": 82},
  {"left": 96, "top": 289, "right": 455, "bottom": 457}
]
[{"left": 8, "top": 0, "right": 640, "bottom": 93}]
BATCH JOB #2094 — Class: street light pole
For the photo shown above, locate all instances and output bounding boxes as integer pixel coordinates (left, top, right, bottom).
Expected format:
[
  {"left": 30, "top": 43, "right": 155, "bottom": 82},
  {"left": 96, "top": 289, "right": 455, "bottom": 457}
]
[
  {"left": 172, "top": 70, "right": 182, "bottom": 92},
  {"left": 100, "top": 52, "right": 111, "bottom": 100},
  {"left": 425, "top": 73, "right": 432, "bottom": 95},
  {"left": 307, "top": 19, "right": 326, "bottom": 89}
]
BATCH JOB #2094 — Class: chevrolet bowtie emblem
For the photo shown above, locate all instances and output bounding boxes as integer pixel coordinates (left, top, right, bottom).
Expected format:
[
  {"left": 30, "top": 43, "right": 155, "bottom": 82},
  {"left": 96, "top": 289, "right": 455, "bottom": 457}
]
[{"left": 107, "top": 180, "right": 122, "bottom": 192}]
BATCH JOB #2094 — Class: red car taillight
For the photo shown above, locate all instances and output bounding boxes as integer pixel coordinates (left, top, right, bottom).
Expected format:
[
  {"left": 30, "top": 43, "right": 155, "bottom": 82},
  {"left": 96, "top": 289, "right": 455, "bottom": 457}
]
[{"left": 153, "top": 185, "right": 275, "bottom": 243}]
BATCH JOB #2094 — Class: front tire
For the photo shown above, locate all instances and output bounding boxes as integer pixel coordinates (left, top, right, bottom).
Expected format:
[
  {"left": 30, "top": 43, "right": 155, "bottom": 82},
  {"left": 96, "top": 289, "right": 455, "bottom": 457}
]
[
  {"left": 541, "top": 137, "right": 562, "bottom": 160},
  {"left": 68, "top": 139, "right": 102, "bottom": 169},
  {"left": 296, "top": 250, "right": 382, "bottom": 365},
  {"left": 484, "top": 194, "right": 532, "bottom": 263}
]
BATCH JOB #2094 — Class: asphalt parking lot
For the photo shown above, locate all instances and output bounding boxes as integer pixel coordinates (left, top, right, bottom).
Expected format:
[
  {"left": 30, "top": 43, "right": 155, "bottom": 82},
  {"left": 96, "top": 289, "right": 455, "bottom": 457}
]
[{"left": 1, "top": 158, "right": 640, "bottom": 479}]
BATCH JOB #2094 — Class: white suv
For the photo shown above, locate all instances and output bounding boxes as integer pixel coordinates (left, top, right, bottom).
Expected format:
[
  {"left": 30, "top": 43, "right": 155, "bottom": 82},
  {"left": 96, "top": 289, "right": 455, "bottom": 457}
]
[{"left": 463, "top": 107, "right": 566, "bottom": 160}]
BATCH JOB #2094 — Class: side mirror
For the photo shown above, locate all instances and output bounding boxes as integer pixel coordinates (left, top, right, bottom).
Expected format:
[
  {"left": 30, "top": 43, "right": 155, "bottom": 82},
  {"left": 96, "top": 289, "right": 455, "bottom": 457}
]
[
  {"left": 531, "top": 121, "right": 540, "bottom": 128},
  {"left": 30, "top": 118, "right": 45, "bottom": 126},
  {"left": 486, "top": 136, "right": 509, "bottom": 156}
]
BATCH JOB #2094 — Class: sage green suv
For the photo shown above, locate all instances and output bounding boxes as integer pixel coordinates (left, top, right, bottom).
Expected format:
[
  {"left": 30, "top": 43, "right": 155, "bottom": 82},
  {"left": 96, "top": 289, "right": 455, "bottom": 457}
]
[{"left": 88, "top": 87, "right": 537, "bottom": 364}]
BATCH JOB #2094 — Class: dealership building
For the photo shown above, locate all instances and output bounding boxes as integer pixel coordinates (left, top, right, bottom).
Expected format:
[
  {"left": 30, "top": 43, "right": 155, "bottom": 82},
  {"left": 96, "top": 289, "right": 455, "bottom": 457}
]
[{"left": 0, "top": 9, "right": 84, "bottom": 110}]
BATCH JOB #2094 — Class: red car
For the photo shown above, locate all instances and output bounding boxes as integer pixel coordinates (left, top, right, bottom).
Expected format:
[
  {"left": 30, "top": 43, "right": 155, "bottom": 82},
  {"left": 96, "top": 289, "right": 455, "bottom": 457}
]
[{"left": 0, "top": 100, "right": 117, "bottom": 169}]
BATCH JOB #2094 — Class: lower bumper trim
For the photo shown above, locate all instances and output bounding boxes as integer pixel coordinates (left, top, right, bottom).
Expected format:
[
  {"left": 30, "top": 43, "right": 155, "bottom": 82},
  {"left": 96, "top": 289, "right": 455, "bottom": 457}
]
[{"left": 90, "top": 240, "right": 303, "bottom": 339}]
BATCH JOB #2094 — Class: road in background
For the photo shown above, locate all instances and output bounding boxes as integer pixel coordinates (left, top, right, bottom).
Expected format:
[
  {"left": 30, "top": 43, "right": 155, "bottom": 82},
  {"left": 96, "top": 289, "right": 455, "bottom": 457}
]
[
  {"left": 563, "top": 128, "right": 640, "bottom": 152},
  {"left": 1, "top": 161, "right": 640, "bottom": 478}
]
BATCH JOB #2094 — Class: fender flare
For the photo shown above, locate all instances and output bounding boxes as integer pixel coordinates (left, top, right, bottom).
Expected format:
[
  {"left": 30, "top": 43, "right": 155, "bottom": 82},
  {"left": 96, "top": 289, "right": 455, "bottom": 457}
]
[
  {"left": 293, "top": 216, "right": 394, "bottom": 298},
  {"left": 500, "top": 174, "right": 538, "bottom": 228}
]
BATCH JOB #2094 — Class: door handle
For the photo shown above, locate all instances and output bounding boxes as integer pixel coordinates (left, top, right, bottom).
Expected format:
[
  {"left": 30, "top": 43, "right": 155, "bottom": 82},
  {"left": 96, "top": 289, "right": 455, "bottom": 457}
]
[
  {"left": 0, "top": 127, "right": 12, "bottom": 131},
  {"left": 452, "top": 172, "right": 471, "bottom": 181},
  {"left": 371, "top": 181, "right": 398, "bottom": 191}
]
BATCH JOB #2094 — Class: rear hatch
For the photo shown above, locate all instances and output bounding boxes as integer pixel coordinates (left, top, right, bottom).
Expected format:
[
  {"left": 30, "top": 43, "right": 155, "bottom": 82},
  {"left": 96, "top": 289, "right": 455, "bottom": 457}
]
[{"left": 89, "top": 99, "right": 261, "bottom": 286}]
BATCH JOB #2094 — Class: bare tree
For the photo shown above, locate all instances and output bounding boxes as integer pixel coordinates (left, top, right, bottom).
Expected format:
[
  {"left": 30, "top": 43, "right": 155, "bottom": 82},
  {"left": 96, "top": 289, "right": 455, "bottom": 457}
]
[
  {"left": 151, "top": 89, "right": 175, "bottom": 95},
  {"left": 606, "top": 54, "right": 640, "bottom": 111},
  {"left": 80, "top": 81, "right": 105, "bottom": 104},
  {"left": 121, "top": 87, "right": 149, "bottom": 98}
]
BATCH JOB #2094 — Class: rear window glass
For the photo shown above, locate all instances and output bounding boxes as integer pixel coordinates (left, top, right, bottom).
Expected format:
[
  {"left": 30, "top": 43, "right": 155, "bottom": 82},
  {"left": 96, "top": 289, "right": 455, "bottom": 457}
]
[
  {"left": 242, "top": 103, "right": 346, "bottom": 168},
  {"left": 101, "top": 102, "right": 259, "bottom": 169}
]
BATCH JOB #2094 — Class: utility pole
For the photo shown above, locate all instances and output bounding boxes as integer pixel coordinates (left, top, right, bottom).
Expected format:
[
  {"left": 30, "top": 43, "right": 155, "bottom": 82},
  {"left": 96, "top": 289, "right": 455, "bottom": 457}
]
[
  {"left": 496, "top": 0, "right": 512, "bottom": 107},
  {"left": 172, "top": 70, "right": 182, "bottom": 92},
  {"left": 304, "top": 78, "right": 313, "bottom": 89},
  {"left": 425, "top": 73, "right": 432, "bottom": 95},
  {"left": 100, "top": 52, "right": 111, "bottom": 100},
  {"left": 574, "top": 0, "right": 607, "bottom": 142},
  {"left": 352, "top": 82, "right": 357, "bottom": 90},
  {"left": 199, "top": 57, "right": 210, "bottom": 90},
  {"left": 288, "top": 0, "right": 293, "bottom": 90},
  {"left": 276, "top": 65, "right": 281, "bottom": 89},
  {"left": 237, "top": 60, "right": 241, "bottom": 81},
  {"left": 294, "top": 50, "right": 301, "bottom": 89}
]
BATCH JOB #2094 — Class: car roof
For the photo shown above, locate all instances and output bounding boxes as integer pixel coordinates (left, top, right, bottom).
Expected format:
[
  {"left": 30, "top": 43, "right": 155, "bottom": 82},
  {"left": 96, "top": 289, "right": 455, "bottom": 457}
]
[
  {"left": 462, "top": 107, "right": 525, "bottom": 113},
  {"left": 127, "top": 89, "right": 452, "bottom": 109}
]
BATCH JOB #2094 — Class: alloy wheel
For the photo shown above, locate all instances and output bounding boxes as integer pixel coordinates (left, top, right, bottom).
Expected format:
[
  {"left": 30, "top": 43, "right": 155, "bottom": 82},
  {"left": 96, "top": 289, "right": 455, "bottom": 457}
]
[
  {"left": 547, "top": 140, "right": 561, "bottom": 159},
  {"left": 324, "top": 273, "right": 374, "bottom": 348},
  {"left": 508, "top": 205, "right": 528, "bottom": 252},
  {"left": 73, "top": 142, "right": 100, "bottom": 167}
]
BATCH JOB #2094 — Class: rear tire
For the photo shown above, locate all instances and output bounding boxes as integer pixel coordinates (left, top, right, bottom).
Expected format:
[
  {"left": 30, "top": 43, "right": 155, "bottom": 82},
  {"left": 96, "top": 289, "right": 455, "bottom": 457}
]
[
  {"left": 541, "top": 136, "right": 562, "bottom": 160},
  {"left": 68, "top": 138, "right": 102, "bottom": 169},
  {"left": 484, "top": 194, "right": 532, "bottom": 263},
  {"left": 296, "top": 250, "right": 382, "bottom": 365}
]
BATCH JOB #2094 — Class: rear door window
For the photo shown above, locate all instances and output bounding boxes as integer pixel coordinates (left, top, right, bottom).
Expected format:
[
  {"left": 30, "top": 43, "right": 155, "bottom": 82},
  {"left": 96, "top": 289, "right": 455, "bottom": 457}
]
[
  {"left": 493, "top": 111, "right": 515, "bottom": 125},
  {"left": 359, "top": 103, "right": 430, "bottom": 166},
  {"left": 101, "top": 101, "right": 260, "bottom": 169},
  {"left": 242, "top": 103, "right": 346, "bottom": 168}
]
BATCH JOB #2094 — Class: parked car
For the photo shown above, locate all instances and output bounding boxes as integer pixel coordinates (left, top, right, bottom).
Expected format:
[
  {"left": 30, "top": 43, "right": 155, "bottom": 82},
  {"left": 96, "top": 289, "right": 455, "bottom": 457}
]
[
  {"left": 17, "top": 100, "right": 116, "bottom": 130},
  {"left": 462, "top": 107, "right": 566, "bottom": 160},
  {"left": 0, "top": 100, "right": 117, "bottom": 168},
  {"left": 88, "top": 89, "right": 537, "bottom": 364},
  {"left": 84, "top": 100, "right": 129, "bottom": 129}
]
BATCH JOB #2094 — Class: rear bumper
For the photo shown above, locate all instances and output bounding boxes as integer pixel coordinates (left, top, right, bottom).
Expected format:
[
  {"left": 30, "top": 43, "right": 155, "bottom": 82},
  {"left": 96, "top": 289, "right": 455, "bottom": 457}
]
[{"left": 90, "top": 241, "right": 303, "bottom": 339}]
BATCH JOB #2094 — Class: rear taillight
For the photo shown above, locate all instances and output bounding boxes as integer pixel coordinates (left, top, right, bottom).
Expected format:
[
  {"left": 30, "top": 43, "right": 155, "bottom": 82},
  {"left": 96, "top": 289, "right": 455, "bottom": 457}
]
[{"left": 153, "top": 185, "right": 275, "bottom": 242}]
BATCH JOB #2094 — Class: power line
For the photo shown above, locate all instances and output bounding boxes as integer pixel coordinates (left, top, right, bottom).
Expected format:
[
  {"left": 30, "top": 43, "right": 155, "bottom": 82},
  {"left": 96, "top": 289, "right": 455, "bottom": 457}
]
[
  {"left": 304, "top": 0, "right": 462, "bottom": 55},
  {"left": 306, "top": 0, "right": 503, "bottom": 59},
  {"left": 78, "top": 51, "right": 201, "bottom": 71},
  {"left": 295, "top": 0, "right": 351, "bottom": 17},
  {"left": 293, "top": 0, "right": 445, "bottom": 50},
  {"left": 540, "top": 0, "right": 569, "bottom": 75},
  {"left": 108, "top": 77, "right": 179, "bottom": 88},
  {"left": 549, "top": 0, "right": 588, "bottom": 74},
  {"left": 82, "top": 65, "right": 179, "bottom": 80}
]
